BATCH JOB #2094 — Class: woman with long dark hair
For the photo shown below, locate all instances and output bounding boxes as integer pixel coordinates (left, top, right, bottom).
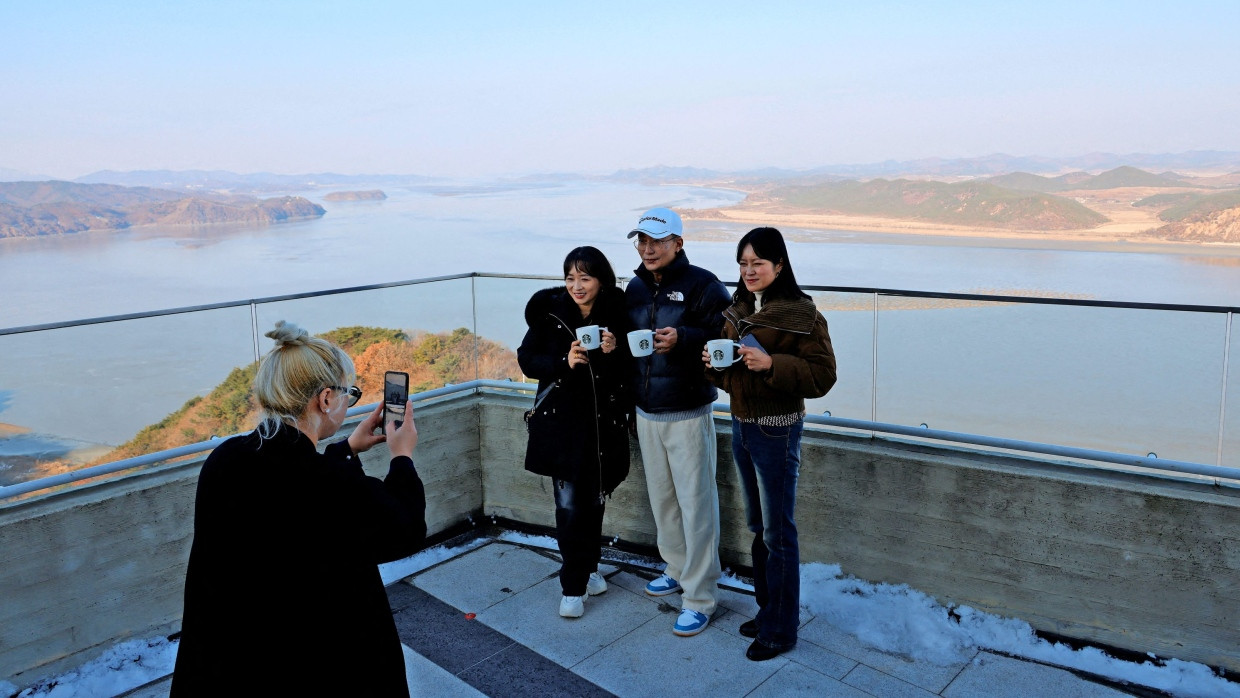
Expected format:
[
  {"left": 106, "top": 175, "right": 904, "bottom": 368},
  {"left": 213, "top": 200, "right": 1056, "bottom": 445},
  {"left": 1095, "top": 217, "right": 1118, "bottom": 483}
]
[
  {"left": 703, "top": 227, "right": 836, "bottom": 661},
  {"left": 518, "top": 246, "right": 632, "bottom": 619}
]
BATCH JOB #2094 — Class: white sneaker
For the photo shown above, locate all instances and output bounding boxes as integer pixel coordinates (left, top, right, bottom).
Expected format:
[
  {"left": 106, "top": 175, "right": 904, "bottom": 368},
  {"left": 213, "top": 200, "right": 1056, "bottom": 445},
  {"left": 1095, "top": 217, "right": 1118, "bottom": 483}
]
[
  {"left": 586, "top": 572, "right": 608, "bottom": 596},
  {"left": 559, "top": 595, "right": 584, "bottom": 618}
]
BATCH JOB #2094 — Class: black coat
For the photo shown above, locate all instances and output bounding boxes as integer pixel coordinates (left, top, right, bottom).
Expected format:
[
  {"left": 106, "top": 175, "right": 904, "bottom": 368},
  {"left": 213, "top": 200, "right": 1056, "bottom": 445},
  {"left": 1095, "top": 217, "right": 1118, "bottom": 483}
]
[
  {"left": 171, "top": 425, "right": 426, "bottom": 697},
  {"left": 625, "top": 252, "right": 731, "bottom": 413},
  {"left": 517, "top": 285, "right": 631, "bottom": 496}
]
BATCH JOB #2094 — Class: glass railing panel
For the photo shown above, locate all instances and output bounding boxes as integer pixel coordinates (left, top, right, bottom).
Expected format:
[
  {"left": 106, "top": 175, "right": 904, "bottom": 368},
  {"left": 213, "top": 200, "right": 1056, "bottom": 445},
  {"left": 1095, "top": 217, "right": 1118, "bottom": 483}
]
[
  {"left": 807, "top": 290, "right": 875, "bottom": 422},
  {"left": 252, "top": 277, "right": 478, "bottom": 401},
  {"left": 874, "top": 297, "right": 1228, "bottom": 464},
  {"left": 471, "top": 276, "right": 555, "bottom": 383},
  {"left": 0, "top": 306, "right": 256, "bottom": 487},
  {"left": 1222, "top": 316, "right": 1239, "bottom": 468}
]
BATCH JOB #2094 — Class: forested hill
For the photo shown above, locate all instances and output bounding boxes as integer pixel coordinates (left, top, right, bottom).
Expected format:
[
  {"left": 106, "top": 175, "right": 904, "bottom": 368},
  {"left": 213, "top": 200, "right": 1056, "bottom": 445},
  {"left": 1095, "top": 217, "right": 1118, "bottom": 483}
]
[
  {"left": 0, "top": 181, "right": 324, "bottom": 238},
  {"left": 92, "top": 326, "right": 521, "bottom": 464},
  {"left": 986, "top": 166, "right": 1191, "bottom": 193},
  {"left": 766, "top": 179, "right": 1107, "bottom": 230}
]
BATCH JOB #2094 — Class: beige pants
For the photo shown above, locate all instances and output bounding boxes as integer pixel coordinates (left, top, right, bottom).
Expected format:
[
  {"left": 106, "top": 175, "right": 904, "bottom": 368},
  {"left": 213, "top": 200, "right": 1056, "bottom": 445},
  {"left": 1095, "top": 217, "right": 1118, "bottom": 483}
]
[{"left": 636, "top": 412, "right": 720, "bottom": 615}]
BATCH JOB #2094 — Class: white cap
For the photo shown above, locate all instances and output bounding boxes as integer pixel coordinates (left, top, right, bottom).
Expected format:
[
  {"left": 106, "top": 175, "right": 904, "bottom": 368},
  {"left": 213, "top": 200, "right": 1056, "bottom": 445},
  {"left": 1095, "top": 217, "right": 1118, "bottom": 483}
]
[{"left": 627, "top": 207, "right": 683, "bottom": 239}]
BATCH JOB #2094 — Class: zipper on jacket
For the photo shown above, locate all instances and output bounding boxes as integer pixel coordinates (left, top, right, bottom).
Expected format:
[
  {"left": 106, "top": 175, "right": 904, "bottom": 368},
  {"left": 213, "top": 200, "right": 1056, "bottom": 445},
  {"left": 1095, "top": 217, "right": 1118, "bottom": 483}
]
[
  {"left": 643, "top": 282, "right": 658, "bottom": 397},
  {"left": 550, "top": 308, "right": 606, "bottom": 500}
]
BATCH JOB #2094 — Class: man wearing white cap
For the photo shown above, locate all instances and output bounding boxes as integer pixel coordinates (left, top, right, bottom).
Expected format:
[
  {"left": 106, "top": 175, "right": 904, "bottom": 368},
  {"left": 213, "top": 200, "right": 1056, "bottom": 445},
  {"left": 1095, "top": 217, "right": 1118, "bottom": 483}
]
[{"left": 624, "top": 206, "right": 730, "bottom": 636}]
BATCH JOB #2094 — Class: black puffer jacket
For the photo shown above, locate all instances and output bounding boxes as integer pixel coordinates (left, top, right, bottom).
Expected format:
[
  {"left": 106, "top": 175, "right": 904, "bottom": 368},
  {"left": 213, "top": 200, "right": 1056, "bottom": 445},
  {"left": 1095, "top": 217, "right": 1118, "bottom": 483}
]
[
  {"left": 625, "top": 252, "right": 731, "bottom": 413},
  {"left": 518, "top": 285, "right": 631, "bottom": 496}
]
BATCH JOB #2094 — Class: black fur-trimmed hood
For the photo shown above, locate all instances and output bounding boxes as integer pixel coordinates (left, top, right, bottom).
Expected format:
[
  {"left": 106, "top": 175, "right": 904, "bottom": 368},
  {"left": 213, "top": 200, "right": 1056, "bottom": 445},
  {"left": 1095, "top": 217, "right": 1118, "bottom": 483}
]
[{"left": 524, "top": 284, "right": 627, "bottom": 328}]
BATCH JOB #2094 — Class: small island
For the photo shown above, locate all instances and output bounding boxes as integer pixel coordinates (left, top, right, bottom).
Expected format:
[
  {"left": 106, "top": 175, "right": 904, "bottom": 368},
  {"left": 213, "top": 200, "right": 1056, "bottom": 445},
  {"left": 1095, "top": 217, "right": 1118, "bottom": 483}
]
[{"left": 323, "top": 189, "right": 387, "bottom": 202}]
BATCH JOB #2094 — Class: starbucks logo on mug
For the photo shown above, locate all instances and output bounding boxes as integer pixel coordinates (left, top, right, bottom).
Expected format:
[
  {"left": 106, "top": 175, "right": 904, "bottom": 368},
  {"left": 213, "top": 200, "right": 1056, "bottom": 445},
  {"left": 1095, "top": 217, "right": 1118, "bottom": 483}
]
[
  {"left": 712, "top": 349, "right": 724, "bottom": 361},
  {"left": 639, "top": 339, "right": 650, "bottom": 350},
  {"left": 582, "top": 335, "right": 593, "bottom": 345}
]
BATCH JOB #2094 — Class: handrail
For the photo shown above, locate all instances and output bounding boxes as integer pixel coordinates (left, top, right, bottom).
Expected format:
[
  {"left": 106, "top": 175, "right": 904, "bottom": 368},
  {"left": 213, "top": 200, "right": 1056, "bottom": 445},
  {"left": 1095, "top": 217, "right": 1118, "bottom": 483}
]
[
  {"left": 795, "top": 410, "right": 1240, "bottom": 486},
  {"left": 5, "top": 377, "right": 1233, "bottom": 502},
  {"left": 0, "top": 272, "right": 491, "bottom": 336},
  {"left": 0, "top": 380, "right": 534, "bottom": 501},
  {"left": 6, "top": 273, "right": 1240, "bottom": 337}
]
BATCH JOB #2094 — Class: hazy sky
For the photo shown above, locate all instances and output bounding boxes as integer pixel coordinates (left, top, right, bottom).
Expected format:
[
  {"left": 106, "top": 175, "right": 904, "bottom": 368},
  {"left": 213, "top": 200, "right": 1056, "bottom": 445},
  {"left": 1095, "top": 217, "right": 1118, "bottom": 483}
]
[{"left": 2, "top": 1, "right": 1237, "bottom": 179}]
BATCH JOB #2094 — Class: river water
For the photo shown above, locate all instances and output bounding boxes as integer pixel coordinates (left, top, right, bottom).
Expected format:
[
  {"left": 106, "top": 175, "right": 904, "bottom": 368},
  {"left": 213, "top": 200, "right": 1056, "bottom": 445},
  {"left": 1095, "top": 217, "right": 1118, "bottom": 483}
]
[{"left": 2, "top": 179, "right": 1238, "bottom": 480}]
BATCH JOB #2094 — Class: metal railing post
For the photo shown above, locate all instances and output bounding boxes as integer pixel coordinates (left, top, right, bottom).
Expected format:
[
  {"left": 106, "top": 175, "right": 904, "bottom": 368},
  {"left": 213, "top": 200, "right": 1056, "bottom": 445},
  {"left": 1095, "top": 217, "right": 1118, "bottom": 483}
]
[
  {"left": 249, "top": 301, "right": 261, "bottom": 363},
  {"left": 471, "top": 274, "right": 480, "bottom": 382}
]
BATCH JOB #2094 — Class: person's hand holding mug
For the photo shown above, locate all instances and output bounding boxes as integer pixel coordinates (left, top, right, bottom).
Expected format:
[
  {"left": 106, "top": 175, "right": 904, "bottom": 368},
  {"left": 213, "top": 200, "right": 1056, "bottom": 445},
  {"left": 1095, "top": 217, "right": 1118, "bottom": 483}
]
[
  {"left": 600, "top": 328, "right": 616, "bottom": 354},
  {"left": 653, "top": 327, "right": 678, "bottom": 354},
  {"left": 701, "top": 347, "right": 712, "bottom": 368},
  {"left": 567, "top": 340, "right": 590, "bottom": 368}
]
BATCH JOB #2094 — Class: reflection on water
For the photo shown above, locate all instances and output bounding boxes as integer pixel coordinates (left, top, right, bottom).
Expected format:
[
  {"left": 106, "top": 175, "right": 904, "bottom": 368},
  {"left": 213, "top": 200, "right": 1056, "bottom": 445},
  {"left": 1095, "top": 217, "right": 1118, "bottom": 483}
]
[{"left": 1185, "top": 255, "right": 1240, "bottom": 268}]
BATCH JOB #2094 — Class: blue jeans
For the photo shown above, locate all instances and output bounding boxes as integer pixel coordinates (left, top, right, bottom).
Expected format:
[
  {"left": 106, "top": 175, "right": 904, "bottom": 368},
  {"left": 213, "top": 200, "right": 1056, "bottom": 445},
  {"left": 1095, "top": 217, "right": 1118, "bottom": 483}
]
[
  {"left": 732, "top": 417, "right": 803, "bottom": 650},
  {"left": 553, "top": 479, "right": 605, "bottom": 597}
]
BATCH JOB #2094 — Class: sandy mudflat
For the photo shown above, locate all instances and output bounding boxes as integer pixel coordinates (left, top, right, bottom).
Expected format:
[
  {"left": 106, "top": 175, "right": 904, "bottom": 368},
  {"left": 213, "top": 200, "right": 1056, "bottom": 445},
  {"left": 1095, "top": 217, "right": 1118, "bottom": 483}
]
[
  {"left": 0, "top": 422, "right": 31, "bottom": 437},
  {"left": 681, "top": 190, "right": 1240, "bottom": 256}
]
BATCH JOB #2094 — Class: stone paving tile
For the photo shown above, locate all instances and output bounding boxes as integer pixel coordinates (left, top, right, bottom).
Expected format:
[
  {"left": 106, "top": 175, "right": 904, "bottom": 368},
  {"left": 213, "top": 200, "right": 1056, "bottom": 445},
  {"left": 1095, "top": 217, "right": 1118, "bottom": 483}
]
[
  {"left": 942, "top": 652, "right": 1131, "bottom": 698},
  {"left": 390, "top": 582, "right": 518, "bottom": 676},
  {"left": 475, "top": 571, "right": 663, "bottom": 669},
  {"left": 402, "top": 644, "right": 486, "bottom": 698},
  {"left": 411, "top": 542, "right": 559, "bottom": 613},
  {"left": 798, "top": 615, "right": 973, "bottom": 693},
  {"left": 782, "top": 640, "right": 861, "bottom": 681},
  {"left": 840, "top": 663, "right": 941, "bottom": 697},
  {"left": 572, "top": 610, "right": 786, "bottom": 698},
  {"left": 456, "top": 643, "right": 616, "bottom": 698},
  {"left": 747, "top": 662, "right": 874, "bottom": 697}
]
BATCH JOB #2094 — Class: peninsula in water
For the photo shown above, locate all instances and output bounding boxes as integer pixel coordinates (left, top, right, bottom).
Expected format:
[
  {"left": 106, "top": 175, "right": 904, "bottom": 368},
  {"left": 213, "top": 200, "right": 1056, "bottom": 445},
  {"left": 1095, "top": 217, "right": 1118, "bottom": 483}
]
[
  {"left": 0, "top": 181, "right": 325, "bottom": 238},
  {"left": 677, "top": 166, "right": 1240, "bottom": 246}
]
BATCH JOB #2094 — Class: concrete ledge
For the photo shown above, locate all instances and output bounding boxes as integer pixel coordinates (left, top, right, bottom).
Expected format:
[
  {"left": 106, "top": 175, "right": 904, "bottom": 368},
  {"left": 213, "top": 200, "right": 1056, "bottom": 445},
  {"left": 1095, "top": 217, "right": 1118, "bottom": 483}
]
[{"left": 2, "top": 390, "right": 1237, "bottom": 686}]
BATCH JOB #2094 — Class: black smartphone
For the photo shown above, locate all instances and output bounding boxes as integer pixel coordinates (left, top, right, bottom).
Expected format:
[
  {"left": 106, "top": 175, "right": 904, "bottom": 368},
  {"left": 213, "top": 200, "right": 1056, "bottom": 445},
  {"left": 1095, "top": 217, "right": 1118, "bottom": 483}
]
[{"left": 382, "top": 371, "right": 409, "bottom": 435}]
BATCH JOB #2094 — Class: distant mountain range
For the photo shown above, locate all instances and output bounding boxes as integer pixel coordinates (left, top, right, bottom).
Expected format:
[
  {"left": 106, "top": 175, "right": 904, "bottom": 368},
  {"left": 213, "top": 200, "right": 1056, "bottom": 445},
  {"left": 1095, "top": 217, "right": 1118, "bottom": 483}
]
[
  {"left": 604, "top": 151, "right": 1240, "bottom": 183},
  {"left": 985, "top": 166, "right": 1193, "bottom": 193},
  {"left": 3, "top": 151, "right": 1238, "bottom": 190},
  {"left": 72, "top": 170, "right": 434, "bottom": 193},
  {"left": 0, "top": 181, "right": 324, "bottom": 238}
]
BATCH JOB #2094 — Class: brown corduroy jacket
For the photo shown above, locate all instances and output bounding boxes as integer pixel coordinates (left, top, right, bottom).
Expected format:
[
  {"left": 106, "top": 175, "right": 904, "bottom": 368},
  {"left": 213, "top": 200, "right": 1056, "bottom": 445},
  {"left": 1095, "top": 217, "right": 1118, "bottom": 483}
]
[{"left": 707, "top": 295, "right": 837, "bottom": 419}]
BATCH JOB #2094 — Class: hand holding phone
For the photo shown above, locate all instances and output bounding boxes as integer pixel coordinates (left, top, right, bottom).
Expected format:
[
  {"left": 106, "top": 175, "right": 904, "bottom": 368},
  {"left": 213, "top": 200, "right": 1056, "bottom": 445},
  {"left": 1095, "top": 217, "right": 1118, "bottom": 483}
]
[
  {"left": 739, "top": 334, "right": 768, "bottom": 354},
  {"left": 382, "top": 371, "right": 409, "bottom": 435}
]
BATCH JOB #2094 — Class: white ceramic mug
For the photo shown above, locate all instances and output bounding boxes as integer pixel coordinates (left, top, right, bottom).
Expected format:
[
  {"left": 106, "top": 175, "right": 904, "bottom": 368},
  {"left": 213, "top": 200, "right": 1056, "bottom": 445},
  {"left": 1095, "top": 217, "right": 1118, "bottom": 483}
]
[
  {"left": 628, "top": 329, "right": 655, "bottom": 357},
  {"left": 576, "top": 324, "right": 601, "bottom": 350},
  {"left": 707, "top": 338, "right": 743, "bottom": 368}
]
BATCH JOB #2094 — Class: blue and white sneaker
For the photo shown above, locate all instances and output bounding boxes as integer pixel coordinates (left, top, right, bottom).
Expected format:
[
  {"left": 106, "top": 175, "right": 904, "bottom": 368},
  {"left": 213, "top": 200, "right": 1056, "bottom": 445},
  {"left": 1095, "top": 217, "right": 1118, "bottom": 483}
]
[
  {"left": 645, "top": 573, "right": 682, "bottom": 596},
  {"left": 673, "top": 609, "right": 710, "bottom": 636}
]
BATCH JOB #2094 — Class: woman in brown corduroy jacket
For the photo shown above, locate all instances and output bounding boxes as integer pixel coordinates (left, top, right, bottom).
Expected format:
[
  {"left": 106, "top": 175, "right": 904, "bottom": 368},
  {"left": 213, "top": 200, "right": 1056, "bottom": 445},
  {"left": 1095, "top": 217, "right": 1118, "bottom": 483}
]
[{"left": 704, "top": 227, "right": 836, "bottom": 662}]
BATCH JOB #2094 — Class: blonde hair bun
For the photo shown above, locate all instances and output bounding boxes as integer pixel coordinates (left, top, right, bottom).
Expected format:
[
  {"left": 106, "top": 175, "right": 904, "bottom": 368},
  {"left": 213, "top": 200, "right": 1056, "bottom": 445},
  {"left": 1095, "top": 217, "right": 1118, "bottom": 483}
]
[
  {"left": 253, "top": 320, "right": 356, "bottom": 438},
  {"left": 266, "top": 320, "right": 310, "bottom": 348}
]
